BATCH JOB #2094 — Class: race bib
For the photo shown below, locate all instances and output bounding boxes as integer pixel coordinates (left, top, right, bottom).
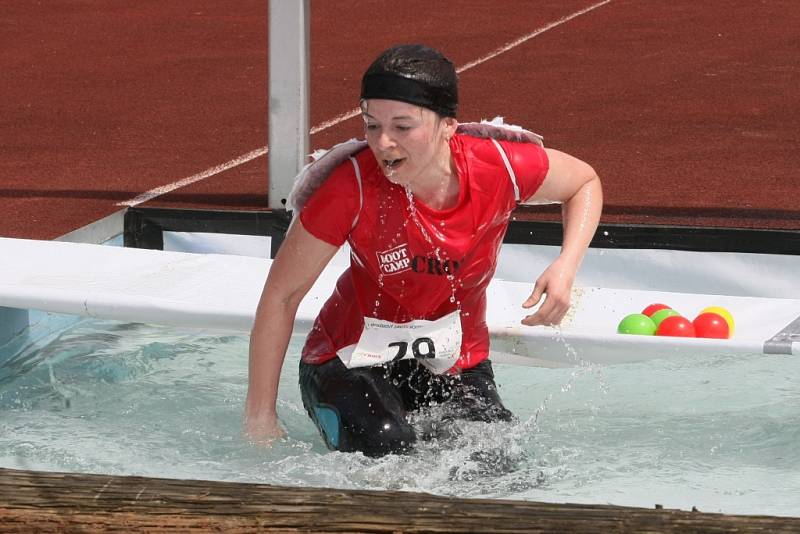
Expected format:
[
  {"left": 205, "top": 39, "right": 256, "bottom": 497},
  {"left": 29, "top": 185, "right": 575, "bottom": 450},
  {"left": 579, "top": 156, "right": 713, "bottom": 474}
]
[{"left": 338, "top": 311, "right": 462, "bottom": 374}]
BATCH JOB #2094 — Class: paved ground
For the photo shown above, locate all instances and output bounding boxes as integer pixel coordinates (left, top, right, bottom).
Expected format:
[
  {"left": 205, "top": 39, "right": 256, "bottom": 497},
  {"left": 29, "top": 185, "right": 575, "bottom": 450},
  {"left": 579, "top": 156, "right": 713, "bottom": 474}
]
[{"left": 3, "top": 0, "right": 799, "bottom": 239}]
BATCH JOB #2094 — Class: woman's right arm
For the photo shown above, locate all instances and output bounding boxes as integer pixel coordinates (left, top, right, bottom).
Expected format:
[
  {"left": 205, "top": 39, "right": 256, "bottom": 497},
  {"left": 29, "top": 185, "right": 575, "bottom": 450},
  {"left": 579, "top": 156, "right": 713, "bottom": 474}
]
[{"left": 244, "top": 219, "right": 339, "bottom": 443}]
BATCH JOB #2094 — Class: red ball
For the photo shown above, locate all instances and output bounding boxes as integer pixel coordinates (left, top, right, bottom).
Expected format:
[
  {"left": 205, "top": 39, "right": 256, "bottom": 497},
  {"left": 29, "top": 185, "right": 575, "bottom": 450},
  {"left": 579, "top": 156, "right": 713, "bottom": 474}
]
[
  {"left": 656, "top": 315, "right": 696, "bottom": 337},
  {"left": 642, "top": 303, "right": 671, "bottom": 317},
  {"left": 693, "top": 312, "right": 730, "bottom": 339}
]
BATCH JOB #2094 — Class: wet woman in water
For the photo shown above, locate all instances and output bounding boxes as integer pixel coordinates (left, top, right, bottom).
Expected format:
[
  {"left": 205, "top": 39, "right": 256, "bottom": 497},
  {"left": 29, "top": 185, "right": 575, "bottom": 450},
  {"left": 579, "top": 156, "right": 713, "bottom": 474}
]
[{"left": 246, "top": 44, "right": 602, "bottom": 456}]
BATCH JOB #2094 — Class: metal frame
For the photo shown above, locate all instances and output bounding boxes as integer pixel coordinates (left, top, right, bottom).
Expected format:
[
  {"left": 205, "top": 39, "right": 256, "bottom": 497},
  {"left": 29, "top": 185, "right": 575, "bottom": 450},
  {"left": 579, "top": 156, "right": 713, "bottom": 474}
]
[
  {"left": 123, "top": 206, "right": 800, "bottom": 257},
  {"left": 268, "top": 0, "right": 310, "bottom": 209},
  {"left": 764, "top": 316, "right": 800, "bottom": 355}
]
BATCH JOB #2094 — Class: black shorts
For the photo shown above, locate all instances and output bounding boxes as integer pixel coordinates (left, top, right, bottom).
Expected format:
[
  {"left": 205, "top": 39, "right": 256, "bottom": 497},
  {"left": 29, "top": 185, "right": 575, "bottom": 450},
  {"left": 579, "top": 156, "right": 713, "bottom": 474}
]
[{"left": 299, "top": 357, "right": 514, "bottom": 457}]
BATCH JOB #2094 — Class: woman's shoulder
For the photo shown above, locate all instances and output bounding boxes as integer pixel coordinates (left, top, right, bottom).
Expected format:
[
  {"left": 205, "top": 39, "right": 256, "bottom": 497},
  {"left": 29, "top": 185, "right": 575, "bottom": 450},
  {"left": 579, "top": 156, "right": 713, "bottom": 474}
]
[
  {"left": 453, "top": 133, "right": 501, "bottom": 164},
  {"left": 454, "top": 120, "right": 549, "bottom": 200},
  {"left": 455, "top": 120, "right": 547, "bottom": 169},
  {"left": 288, "top": 140, "right": 377, "bottom": 213},
  {"left": 454, "top": 120, "right": 543, "bottom": 167},
  {"left": 350, "top": 143, "right": 380, "bottom": 177},
  {"left": 324, "top": 141, "right": 381, "bottom": 183}
]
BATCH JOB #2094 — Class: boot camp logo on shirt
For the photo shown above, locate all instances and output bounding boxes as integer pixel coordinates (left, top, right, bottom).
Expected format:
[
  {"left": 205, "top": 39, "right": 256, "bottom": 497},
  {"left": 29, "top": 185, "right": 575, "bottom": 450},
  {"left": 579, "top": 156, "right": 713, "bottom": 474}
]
[
  {"left": 377, "top": 244, "right": 462, "bottom": 277},
  {"left": 377, "top": 244, "right": 411, "bottom": 275}
]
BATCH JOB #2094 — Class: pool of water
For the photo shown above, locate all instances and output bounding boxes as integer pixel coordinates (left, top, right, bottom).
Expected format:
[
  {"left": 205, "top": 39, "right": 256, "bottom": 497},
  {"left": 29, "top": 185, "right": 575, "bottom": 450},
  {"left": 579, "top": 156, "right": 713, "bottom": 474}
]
[{"left": 1, "top": 313, "right": 798, "bottom": 517}]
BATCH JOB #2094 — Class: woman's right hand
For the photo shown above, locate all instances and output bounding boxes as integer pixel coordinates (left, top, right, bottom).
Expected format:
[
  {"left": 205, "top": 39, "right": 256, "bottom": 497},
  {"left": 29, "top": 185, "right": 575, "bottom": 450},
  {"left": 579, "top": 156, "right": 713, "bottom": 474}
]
[
  {"left": 244, "top": 220, "right": 338, "bottom": 447},
  {"left": 245, "top": 410, "right": 286, "bottom": 445}
]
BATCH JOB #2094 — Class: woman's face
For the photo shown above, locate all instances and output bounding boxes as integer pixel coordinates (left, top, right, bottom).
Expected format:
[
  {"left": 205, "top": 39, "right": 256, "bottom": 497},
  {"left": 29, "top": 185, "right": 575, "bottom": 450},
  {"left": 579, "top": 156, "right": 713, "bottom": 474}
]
[{"left": 361, "top": 99, "right": 456, "bottom": 187}]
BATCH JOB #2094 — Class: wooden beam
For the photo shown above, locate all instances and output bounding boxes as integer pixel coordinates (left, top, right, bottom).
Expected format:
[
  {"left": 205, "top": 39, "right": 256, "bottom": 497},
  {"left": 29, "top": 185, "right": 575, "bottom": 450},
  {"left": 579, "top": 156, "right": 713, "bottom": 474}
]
[{"left": 1, "top": 467, "right": 798, "bottom": 533}]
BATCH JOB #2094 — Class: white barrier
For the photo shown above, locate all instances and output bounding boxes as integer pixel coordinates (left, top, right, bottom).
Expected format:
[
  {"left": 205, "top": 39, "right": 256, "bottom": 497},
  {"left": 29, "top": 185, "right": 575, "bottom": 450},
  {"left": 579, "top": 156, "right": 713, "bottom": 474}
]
[{"left": 1, "top": 237, "right": 797, "bottom": 366}]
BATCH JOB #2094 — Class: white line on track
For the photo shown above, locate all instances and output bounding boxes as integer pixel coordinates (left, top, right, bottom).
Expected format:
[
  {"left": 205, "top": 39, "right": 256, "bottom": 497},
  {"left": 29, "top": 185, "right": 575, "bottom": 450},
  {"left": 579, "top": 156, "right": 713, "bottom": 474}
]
[
  {"left": 116, "top": 147, "right": 268, "bottom": 207},
  {"left": 118, "top": 0, "right": 611, "bottom": 207},
  {"left": 455, "top": 0, "right": 613, "bottom": 73}
]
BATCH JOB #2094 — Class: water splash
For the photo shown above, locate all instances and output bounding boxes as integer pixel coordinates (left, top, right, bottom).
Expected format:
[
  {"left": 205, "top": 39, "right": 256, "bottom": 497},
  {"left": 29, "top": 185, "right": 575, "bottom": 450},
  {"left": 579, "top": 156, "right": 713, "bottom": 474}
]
[
  {"left": 515, "top": 324, "right": 609, "bottom": 438},
  {"left": 403, "top": 186, "right": 461, "bottom": 308},
  {"left": 370, "top": 187, "right": 411, "bottom": 316}
]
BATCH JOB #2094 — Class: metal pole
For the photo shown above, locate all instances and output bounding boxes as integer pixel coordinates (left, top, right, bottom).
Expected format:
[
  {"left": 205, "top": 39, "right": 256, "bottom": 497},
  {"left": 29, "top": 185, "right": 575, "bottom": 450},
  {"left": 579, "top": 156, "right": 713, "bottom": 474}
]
[{"left": 268, "top": 0, "right": 310, "bottom": 210}]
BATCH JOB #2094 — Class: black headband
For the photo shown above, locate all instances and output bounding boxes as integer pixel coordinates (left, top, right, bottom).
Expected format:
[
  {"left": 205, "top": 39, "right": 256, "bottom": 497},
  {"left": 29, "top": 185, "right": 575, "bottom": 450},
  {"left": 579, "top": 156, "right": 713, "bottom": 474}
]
[{"left": 361, "top": 72, "right": 458, "bottom": 118}]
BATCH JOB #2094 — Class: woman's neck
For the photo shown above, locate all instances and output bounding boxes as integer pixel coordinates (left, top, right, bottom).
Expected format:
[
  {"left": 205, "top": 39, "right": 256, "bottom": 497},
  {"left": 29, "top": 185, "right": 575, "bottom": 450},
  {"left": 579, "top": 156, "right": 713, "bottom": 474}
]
[{"left": 408, "top": 147, "right": 459, "bottom": 210}]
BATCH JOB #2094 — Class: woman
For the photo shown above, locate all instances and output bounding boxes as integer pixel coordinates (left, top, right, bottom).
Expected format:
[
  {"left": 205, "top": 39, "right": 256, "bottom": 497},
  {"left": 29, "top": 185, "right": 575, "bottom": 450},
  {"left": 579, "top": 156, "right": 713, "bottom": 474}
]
[{"left": 245, "top": 44, "right": 602, "bottom": 456}]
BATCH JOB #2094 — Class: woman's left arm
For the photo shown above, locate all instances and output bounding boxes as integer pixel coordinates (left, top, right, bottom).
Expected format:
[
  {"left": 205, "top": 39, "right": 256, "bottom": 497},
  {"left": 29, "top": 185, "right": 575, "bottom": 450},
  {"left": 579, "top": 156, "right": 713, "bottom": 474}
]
[{"left": 519, "top": 148, "right": 603, "bottom": 326}]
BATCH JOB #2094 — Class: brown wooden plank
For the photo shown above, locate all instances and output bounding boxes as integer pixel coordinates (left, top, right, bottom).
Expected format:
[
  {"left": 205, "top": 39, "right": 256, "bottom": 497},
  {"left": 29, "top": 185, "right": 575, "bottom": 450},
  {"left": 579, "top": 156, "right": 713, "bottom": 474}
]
[{"left": 1, "top": 467, "right": 798, "bottom": 533}]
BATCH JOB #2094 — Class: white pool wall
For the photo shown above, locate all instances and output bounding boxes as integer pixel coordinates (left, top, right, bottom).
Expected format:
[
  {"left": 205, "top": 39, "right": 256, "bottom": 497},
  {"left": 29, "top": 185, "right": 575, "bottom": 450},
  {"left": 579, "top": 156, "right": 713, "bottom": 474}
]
[{"left": 162, "top": 232, "right": 800, "bottom": 299}]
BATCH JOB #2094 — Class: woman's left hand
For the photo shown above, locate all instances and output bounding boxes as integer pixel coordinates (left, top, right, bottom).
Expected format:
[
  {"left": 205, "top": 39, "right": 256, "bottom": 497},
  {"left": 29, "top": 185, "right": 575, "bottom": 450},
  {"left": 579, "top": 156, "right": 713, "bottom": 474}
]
[{"left": 521, "top": 256, "right": 577, "bottom": 326}]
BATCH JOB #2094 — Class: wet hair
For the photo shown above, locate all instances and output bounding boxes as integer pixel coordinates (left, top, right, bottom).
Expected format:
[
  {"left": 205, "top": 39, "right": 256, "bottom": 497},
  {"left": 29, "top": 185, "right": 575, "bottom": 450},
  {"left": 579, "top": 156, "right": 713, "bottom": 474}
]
[{"left": 360, "top": 44, "right": 458, "bottom": 118}]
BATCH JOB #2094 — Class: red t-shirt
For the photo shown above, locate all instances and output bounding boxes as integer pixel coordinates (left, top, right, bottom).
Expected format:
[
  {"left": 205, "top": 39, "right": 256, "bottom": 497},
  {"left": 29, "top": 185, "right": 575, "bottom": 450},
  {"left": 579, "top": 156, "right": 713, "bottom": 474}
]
[{"left": 299, "top": 133, "right": 548, "bottom": 371}]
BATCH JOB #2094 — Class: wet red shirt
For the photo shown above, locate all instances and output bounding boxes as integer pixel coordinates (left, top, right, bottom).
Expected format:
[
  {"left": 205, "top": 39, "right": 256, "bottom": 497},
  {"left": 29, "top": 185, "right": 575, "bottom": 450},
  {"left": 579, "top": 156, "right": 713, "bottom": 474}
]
[{"left": 299, "top": 133, "right": 548, "bottom": 371}]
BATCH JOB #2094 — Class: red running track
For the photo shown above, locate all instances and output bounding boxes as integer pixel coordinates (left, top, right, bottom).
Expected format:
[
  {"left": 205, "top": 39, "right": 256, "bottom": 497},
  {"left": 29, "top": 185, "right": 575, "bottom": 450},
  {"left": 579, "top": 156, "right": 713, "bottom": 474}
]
[{"left": 2, "top": 0, "right": 799, "bottom": 240}]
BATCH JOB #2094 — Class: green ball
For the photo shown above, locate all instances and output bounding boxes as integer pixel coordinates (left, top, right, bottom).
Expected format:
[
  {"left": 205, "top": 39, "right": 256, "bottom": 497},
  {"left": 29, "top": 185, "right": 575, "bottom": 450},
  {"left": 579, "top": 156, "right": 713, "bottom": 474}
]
[
  {"left": 651, "top": 308, "right": 680, "bottom": 327},
  {"left": 617, "top": 313, "right": 657, "bottom": 335}
]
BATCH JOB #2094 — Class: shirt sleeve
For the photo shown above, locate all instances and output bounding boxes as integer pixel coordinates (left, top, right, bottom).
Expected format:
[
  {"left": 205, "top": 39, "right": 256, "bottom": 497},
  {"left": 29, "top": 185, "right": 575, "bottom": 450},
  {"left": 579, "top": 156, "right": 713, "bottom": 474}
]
[
  {"left": 298, "top": 159, "right": 361, "bottom": 247},
  {"left": 496, "top": 140, "right": 549, "bottom": 202}
]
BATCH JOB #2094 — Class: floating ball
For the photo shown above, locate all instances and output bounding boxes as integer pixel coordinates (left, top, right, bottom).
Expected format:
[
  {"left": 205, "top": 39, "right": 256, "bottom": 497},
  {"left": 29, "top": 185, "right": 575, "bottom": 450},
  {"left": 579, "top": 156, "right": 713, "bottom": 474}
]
[
  {"left": 656, "top": 315, "right": 696, "bottom": 337},
  {"left": 617, "top": 313, "right": 657, "bottom": 335},
  {"left": 700, "top": 306, "right": 735, "bottom": 336},
  {"left": 642, "top": 303, "right": 671, "bottom": 317},
  {"left": 650, "top": 308, "right": 681, "bottom": 328},
  {"left": 693, "top": 312, "right": 730, "bottom": 339}
]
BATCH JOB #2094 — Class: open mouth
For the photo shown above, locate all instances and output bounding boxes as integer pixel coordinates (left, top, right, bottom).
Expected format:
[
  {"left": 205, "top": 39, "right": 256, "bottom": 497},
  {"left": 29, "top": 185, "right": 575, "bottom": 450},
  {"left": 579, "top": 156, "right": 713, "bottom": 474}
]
[{"left": 383, "top": 158, "right": 405, "bottom": 170}]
